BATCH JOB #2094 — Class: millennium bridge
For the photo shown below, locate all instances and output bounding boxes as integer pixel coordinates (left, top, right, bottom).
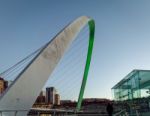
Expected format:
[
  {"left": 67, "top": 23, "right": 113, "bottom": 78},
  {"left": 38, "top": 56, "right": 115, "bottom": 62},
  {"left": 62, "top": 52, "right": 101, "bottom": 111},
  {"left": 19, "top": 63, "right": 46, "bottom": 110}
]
[{"left": 0, "top": 16, "right": 95, "bottom": 116}]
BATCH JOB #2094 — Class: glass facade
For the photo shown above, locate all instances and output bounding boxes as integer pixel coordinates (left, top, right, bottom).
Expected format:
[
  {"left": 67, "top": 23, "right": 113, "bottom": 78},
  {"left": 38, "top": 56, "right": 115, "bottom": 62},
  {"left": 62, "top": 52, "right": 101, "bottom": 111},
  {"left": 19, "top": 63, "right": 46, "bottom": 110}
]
[{"left": 112, "top": 70, "right": 150, "bottom": 101}]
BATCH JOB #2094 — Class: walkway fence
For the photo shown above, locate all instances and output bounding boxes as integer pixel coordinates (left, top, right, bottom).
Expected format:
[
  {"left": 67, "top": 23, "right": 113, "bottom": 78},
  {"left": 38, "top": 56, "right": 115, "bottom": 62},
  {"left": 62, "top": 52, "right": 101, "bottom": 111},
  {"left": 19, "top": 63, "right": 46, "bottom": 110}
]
[{"left": 0, "top": 109, "right": 147, "bottom": 116}]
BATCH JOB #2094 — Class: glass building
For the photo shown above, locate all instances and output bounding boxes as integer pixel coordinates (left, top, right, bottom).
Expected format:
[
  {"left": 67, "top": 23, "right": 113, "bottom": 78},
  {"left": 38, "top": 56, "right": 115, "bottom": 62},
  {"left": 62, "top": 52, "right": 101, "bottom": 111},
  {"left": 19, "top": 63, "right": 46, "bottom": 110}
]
[{"left": 112, "top": 70, "right": 150, "bottom": 101}]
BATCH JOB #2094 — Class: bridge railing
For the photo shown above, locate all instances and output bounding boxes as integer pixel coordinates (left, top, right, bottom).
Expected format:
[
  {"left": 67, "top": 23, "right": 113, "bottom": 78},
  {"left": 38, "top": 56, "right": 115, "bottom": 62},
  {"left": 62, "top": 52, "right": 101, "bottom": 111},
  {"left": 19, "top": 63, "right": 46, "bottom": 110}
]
[
  {"left": 0, "top": 109, "right": 109, "bottom": 116},
  {"left": 0, "top": 110, "right": 29, "bottom": 116},
  {"left": 0, "top": 109, "right": 136, "bottom": 116},
  {"left": 113, "top": 109, "right": 128, "bottom": 116}
]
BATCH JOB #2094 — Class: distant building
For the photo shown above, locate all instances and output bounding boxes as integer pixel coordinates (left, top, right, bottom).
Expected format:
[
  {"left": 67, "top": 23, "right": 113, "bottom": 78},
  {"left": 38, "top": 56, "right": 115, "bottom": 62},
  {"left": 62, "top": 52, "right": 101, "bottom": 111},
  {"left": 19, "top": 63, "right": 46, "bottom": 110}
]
[
  {"left": 33, "top": 87, "right": 60, "bottom": 107},
  {"left": 0, "top": 77, "right": 8, "bottom": 94},
  {"left": 0, "top": 78, "right": 4, "bottom": 94},
  {"left": 34, "top": 91, "right": 45, "bottom": 104},
  {"left": 83, "top": 98, "right": 110, "bottom": 103},
  {"left": 60, "top": 100, "right": 72, "bottom": 104},
  {"left": 4, "top": 81, "right": 8, "bottom": 89},
  {"left": 81, "top": 98, "right": 111, "bottom": 113},
  {"left": 55, "top": 94, "right": 60, "bottom": 105},
  {"left": 46, "top": 87, "right": 56, "bottom": 104},
  {"left": 59, "top": 100, "right": 77, "bottom": 109},
  {"left": 42, "top": 91, "right": 46, "bottom": 96},
  {"left": 39, "top": 91, "right": 44, "bottom": 96}
]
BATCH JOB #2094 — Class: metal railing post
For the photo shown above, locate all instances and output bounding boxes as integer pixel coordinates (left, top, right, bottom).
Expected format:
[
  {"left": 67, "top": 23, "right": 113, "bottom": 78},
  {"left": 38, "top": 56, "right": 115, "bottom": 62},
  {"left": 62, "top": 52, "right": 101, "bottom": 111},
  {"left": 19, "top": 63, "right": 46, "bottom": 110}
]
[
  {"left": 14, "top": 111, "right": 18, "bottom": 116},
  {"left": 0, "top": 111, "right": 2, "bottom": 116},
  {"left": 37, "top": 112, "right": 40, "bottom": 116},
  {"left": 52, "top": 111, "right": 56, "bottom": 116}
]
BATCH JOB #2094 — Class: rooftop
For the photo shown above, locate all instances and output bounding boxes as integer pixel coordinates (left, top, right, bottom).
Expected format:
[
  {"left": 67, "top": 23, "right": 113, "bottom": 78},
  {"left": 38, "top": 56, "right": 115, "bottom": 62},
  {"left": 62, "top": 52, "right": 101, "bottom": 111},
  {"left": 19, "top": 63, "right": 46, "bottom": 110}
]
[{"left": 112, "top": 69, "right": 150, "bottom": 89}]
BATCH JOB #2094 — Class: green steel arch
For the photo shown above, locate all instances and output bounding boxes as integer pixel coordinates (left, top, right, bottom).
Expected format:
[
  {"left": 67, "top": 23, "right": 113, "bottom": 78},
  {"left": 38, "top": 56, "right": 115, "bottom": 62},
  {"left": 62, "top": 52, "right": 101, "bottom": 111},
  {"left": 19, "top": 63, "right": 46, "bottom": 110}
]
[{"left": 77, "top": 19, "right": 95, "bottom": 111}]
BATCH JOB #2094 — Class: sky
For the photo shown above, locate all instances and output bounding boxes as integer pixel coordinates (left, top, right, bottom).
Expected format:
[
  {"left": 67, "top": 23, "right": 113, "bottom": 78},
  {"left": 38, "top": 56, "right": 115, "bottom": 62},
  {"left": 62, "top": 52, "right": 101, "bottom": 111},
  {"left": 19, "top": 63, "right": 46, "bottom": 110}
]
[{"left": 1, "top": 0, "right": 150, "bottom": 99}]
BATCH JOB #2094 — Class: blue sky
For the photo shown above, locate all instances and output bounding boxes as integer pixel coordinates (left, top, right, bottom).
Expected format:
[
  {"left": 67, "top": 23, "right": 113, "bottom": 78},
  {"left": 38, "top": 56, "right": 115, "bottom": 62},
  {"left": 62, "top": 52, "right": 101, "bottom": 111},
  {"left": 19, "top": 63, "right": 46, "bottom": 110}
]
[{"left": 1, "top": 0, "right": 150, "bottom": 99}]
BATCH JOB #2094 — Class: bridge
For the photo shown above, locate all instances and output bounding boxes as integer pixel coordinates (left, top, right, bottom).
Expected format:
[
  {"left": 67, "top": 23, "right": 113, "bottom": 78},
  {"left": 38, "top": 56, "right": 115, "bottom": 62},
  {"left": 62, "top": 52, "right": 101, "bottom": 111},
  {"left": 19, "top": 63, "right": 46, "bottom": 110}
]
[{"left": 0, "top": 16, "right": 95, "bottom": 116}]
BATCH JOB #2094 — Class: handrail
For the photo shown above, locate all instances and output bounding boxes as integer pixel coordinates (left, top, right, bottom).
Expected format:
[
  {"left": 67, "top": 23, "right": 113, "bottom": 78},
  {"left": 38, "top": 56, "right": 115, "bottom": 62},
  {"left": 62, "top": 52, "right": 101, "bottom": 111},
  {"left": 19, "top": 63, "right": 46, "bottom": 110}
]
[
  {"left": 0, "top": 110, "right": 28, "bottom": 116},
  {"left": 114, "top": 109, "right": 128, "bottom": 116},
  {"left": 0, "top": 109, "right": 108, "bottom": 116}
]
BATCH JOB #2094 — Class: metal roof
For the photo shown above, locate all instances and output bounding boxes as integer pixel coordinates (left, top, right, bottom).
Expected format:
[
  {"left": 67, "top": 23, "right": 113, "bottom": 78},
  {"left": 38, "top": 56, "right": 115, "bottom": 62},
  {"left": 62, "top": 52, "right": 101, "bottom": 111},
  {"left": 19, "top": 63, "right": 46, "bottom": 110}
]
[{"left": 112, "top": 69, "right": 150, "bottom": 89}]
